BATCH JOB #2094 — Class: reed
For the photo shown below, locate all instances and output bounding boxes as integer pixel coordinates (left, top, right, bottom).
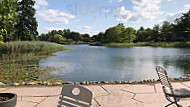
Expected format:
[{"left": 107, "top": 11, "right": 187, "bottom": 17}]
[{"left": 0, "top": 41, "right": 68, "bottom": 84}]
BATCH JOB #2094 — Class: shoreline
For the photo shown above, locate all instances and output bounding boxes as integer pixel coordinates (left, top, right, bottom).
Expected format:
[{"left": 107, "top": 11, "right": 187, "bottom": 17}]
[
  {"left": 1, "top": 76, "right": 190, "bottom": 87},
  {"left": 89, "top": 42, "right": 190, "bottom": 48}
]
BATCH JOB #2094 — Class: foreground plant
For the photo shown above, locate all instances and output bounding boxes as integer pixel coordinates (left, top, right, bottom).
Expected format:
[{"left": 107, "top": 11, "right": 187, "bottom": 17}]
[{"left": 0, "top": 41, "right": 68, "bottom": 84}]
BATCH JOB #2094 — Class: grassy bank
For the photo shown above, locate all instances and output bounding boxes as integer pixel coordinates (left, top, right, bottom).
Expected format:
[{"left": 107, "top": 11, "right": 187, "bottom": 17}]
[
  {"left": 90, "top": 42, "right": 190, "bottom": 48},
  {"left": 0, "top": 41, "right": 68, "bottom": 55},
  {"left": 0, "top": 41, "right": 68, "bottom": 84}
]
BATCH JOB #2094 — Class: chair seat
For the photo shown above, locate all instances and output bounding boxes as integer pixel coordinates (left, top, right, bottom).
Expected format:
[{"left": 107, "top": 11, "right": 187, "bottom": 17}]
[{"left": 167, "top": 88, "right": 190, "bottom": 98}]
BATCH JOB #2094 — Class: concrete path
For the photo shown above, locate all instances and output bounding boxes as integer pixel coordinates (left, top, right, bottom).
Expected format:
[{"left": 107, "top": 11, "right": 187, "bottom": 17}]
[{"left": 0, "top": 81, "right": 190, "bottom": 107}]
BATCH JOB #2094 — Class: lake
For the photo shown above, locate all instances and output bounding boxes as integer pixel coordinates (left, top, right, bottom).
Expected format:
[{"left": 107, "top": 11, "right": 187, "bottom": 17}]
[{"left": 39, "top": 44, "right": 190, "bottom": 82}]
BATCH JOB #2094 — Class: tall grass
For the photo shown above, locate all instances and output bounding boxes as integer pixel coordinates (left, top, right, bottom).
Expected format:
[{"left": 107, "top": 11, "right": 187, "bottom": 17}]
[
  {"left": 0, "top": 41, "right": 68, "bottom": 84},
  {"left": 102, "top": 42, "right": 190, "bottom": 48},
  {"left": 0, "top": 41, "right": 68, "bottom": 56}
]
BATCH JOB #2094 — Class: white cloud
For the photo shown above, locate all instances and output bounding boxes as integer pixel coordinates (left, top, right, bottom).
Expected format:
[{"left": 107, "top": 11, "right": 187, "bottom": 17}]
[
  {"left": 116, "top": 6, "right": 132, "bottom": 22},
  {"left": 163, "top": 4, "right": 190, "bottom": 23},
  {"left": 117, "top": 0, "right": 162, "bottom": 23},
  {"left": 109, "top": 0, "right": 123, "bottom": 3},
  {"left": 164, "top": 9, "right": 189, "bottom": 23},
  {"left": 117, "top": 0, "right": 123, "bottom": 2},
  {"left": 130, "top": 0, "right": 162, "bottom": 22},
  {"left": 74, "top": 19, "right": 81, "bottom": 23},
  {"left": 44, "top": 27, "right": 65, "bottom": 31},
  {"left": 184, "top": 4, "right": 190, "bottom": 10},
  {"left": 75, "top": 25, "right": 99, "bottom": 36},
  {"left": 37, "top": 9, "right": 75, "bottom": 24},
  {"left": 34, "top": 0, "right": 48, "bottom": 9},
  {"left": 167, "top": 0, "right": 171, "bottom": 2}
]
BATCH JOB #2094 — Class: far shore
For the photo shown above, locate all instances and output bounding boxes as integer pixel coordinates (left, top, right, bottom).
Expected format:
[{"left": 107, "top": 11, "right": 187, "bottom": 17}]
[
  {"left": 0, "top": 76, "right": 190, "bottom": 87},
  {"left": 89, "top": 42, "right": 190, "bottom": 48}
]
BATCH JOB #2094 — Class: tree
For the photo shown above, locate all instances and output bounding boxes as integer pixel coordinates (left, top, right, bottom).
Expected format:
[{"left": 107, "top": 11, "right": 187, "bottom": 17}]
[
  {"left": 136, "top": 27, "right": 147, "bottom": 42},
  {"left": 0, "top": 35, "right": 3, "bottom": 43},
  {"left": 117, "top": 23, "right": 125, "bottom": 31},
  {"left": 64, "top": 29, "right": 71, "bottom": 39},
  {"left": 81, "top": 34, "right": 90, "bottom": 42},
  {"left": 66, "top": 39, "right": 74, "bottom": 44},
  {"left": 0, "top": 0, "right": 18, "bottom": 42},
  {"left": 160, "top": 21, "right": 172, "bottom": 42},
  {"left": 57, "top": 30, "right": 64, "bottom": 37},
  {"left": 173, "top": 10, "right": 190, "bottom": 41},
  {"left": 92, "top": 32, "right": 104, "bottom": 42},
  {"left": 152, "top": 24, "right": 160, "bottom": 42},
  {"left": 104, "top": 26, "right": 122, "bottom": 43},
  {"left": 122, "top": 27, "right": 136, "bottom": 43},
  {"left": 38, "top": 33, "right": 47, "bottom": 41},
  {"left": 53, "top": 34, "right": 65, "bottom": 43},
  {"left": 70, "top": 32, "right": 83, "bottom": 42},
  {"left": 0, "top": 29, "right": 6, "bottom": 43},
  {"left": 15, "top": 0, "right": 38, "bottom": 41}
]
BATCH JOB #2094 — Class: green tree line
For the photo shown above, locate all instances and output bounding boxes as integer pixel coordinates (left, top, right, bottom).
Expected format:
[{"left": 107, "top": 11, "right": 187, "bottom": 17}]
[
  {"left": 1, "top": 0, "right": 190, "bottom": 44},
  {"left": 0, "top": 0, "right": 38, "bottom": 42},
  {"left": 92, "top": 9, "right": 190, "bottom": 43},
  {"left": 38, "top": 29, "right": 91, "bottom": 44}
]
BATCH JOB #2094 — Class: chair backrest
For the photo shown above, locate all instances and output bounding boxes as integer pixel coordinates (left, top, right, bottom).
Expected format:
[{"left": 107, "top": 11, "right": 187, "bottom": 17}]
[
  {"left": 155, "top": 66, "right": 174, "bottom": 95},
  {"left": 57, "top": 85, "right": 93, "bottom": 107}
]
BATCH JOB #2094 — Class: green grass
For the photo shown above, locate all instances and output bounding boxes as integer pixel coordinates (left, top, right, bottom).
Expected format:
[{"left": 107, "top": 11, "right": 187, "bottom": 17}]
[
  {"left": 98, "top": 42, "right": 190, "bottom": 48},
  {"left": 0, "top": 41, "right": 68, "bottom": 84},
  {"left": 89, "top": 42, "right": 103, "bottom": 46},
  {"left": 0, "top": 41, "right": 68, "bottom": 55}
]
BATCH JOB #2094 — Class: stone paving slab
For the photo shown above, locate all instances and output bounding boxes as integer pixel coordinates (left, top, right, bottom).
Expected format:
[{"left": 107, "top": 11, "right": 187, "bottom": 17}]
[
  {"left": 134, "top": 93, "right": 167, "bottom": 104},
  {"left": 122, "top": 84, "right": 155, "bottom": 93},
  {"left": 84, "top": 85, "right": 109, "bottom": 98},
  {"left": 2, "top": 86, "right": 62, "bottom": 96},
  {"left": 172, "top": 82, "right": 190, "bottom": 89},
  {"left": 182, "top": 81, "right": 190, "bottom": 88},
  {"left": 36, "top": 96, "right": 59, "bottom": 107},
  {"left": 101, "top": 84, "right": 134, "bottom": 98},
  {"left": 1, "top": 83, "right": 190, "bottom": 107},
  {"left": 94, "top": 95, "right": 143, "bottom": 107},
  {"left": 16, "top": 100, "right": 38, "bottom": 107},
  {"left": 0, "top": 88, "right": 7, "bottom": 92},
  {"left": 21, "top": 97, "right": 46, "bottom": 103},
  {"left": 154, "top": 83, "right": 163, "bottom": 93}
]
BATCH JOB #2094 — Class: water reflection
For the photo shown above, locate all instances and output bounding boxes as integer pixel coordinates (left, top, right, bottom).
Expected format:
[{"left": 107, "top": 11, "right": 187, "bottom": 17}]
[{"left": 39, "top": 45, "right": 190, "bottom": 82}]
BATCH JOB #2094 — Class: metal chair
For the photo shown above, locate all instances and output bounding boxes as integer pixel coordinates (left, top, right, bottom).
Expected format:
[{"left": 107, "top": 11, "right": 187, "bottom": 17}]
[
  {"left": 155, "top": 66, "right": 190, "bottom": 107},
  {"left": 57, "top": 84, "right": 93, "bottom": 107}
]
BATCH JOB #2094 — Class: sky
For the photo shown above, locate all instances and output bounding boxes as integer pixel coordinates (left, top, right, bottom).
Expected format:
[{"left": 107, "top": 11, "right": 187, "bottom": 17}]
[{"left": 34, "top": 0, "right": 190, "bottom": 36}]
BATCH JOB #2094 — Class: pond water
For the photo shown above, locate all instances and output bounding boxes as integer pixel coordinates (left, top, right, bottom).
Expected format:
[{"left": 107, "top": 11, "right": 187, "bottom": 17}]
[{"left": 39, "top": 45, "right": 190, "bottom": 82}]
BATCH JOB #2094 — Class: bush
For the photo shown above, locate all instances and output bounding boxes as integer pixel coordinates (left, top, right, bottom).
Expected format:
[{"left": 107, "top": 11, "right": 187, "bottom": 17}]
[
  {"left": 89, "top": 42, "right": 103, "bottom": 46},
  {"left": 0, "top": 35, "right": 3, "bottom": 42}
]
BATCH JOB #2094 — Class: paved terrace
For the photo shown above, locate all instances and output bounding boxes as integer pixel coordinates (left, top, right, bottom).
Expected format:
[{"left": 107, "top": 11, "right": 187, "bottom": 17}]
[{"left": 0, "top": 81, "right": 190, "bottom": 107}]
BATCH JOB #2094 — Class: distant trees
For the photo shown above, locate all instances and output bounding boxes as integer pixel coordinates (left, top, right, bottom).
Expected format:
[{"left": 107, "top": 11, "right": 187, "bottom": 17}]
[
  {"left": 38, "top": 30, "right": 88, "bottom": 44},
  {"left": 92, "top": 10, "right": 190, "bottom": 44},
  {"left": 92, "top": 23, "right": 136, "bottom": 43},
  {"left": 53, "top": 34, "right": 65, "bottom": 43},
  {"left": 104, "top": 26, "right": 122, "bottom": 43},
  {"left": 81, "top": 34, "right": 90, "bottom": 42},
  {"left": 173, "top": 10, "right": 190, "bottom": 41},
  {"left": 0, "top": 0, "right": 190, "bottom": 44},
  {"left": 122, "top": 27, "right": 136, "bottom": 42}
]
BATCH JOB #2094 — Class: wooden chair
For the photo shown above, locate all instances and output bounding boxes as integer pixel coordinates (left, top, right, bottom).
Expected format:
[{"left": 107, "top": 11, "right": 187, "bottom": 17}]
[
  {"left": 155, "top": 66, "right": 190, "bottom": 107},
  {"left": 57, "top": 84, "right": 93, "bottom": 107}
]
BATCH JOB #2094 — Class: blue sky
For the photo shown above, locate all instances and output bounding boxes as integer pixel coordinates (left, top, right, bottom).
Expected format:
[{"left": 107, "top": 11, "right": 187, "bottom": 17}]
[{"left": 34, "top": 0, "right": 190, "bottom": 36}]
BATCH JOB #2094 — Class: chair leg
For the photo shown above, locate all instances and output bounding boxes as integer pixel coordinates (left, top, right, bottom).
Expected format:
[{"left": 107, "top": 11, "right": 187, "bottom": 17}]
[
  {"left": 165, "top": 102, "right": 182, "bottom": 107},
  {"left": 174, "top": 98, "right": 182, "bottom": 107},
  {"left": 165, "top": 102, "right": 174, "bottom": 107},
  {"left": 174, "top": 102, "right": 182, "bottom": 107}
]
